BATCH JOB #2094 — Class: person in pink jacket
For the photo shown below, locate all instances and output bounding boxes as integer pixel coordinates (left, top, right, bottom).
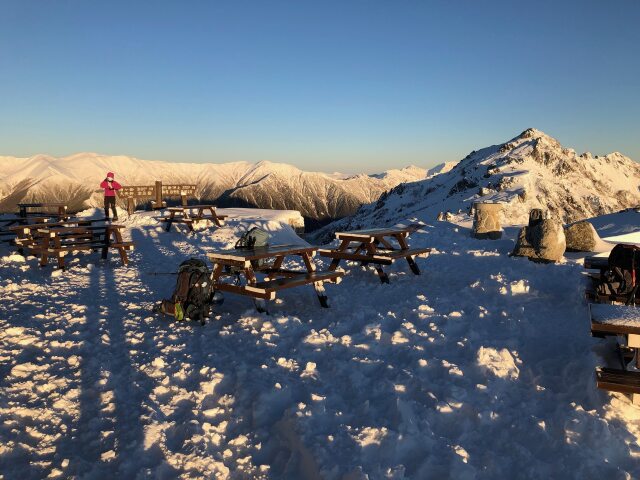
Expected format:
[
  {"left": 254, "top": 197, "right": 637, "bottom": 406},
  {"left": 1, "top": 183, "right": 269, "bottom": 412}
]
[{"left": 100, "top": 172, "right": 122, "bottom": 221}]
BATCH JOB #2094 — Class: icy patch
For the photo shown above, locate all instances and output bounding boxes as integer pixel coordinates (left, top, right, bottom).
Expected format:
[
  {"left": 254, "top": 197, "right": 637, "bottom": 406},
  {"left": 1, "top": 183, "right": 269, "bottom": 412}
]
[
  {"left": 352, "top": 426, "right": 388, "bottom": 447},
  {"left": 1, "top": 253, "right": 26, "bottom": 264},
  {"left": 500, "top": 279, "right": 530, "bottom": 295},
  {"left": 476, "top": 347, "right": 520, "bottom": 380}
]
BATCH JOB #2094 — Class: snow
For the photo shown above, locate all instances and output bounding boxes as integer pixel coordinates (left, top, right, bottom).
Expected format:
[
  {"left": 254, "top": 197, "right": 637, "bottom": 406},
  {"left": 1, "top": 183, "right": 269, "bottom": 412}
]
[
  {"left": 314, "top": 128, "right": 640, "bottom": 243},
  {"left": 2, "top": 207, "right": 640, "bottom": 478},
  {"left": 590, "top": 303, "right": 640, "bottom": 328}
]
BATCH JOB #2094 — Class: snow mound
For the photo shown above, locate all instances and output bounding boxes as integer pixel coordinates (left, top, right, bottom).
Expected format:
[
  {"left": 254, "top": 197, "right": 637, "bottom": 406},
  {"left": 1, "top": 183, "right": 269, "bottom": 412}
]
[{"left": 476, "top": 347, "right": 520, "bottom": 380}]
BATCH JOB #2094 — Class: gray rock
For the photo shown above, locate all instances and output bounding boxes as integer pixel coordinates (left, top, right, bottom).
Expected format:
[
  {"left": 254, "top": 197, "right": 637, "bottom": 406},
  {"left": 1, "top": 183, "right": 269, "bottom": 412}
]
[
  {"left": 472, "top": 202, "right": 503, "bottom": 239},
  {"left": 512, "top": 210, "right": 566, "bottom": 262},
  {"left": 564, "top": 221, "right": 600, "bottom": 252}
]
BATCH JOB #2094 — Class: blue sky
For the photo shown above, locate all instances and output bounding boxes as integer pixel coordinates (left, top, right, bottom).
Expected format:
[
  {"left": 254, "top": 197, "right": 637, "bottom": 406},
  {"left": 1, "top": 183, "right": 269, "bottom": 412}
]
[{"left": 0, "top": 1, "right": 638, "bottom": 173}]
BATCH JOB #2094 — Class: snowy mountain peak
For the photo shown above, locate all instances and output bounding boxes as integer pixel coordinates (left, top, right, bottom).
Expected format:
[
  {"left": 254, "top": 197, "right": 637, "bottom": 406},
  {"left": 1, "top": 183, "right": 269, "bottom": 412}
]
[{"left": 316, "top": 129, "right": 640, "bottom": 238}]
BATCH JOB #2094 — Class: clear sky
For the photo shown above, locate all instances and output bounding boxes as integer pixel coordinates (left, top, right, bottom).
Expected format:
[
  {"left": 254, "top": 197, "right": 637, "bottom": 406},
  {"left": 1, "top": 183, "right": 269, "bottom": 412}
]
[{"left": 1, "top": 0, "right": 638, "bottom": 173}]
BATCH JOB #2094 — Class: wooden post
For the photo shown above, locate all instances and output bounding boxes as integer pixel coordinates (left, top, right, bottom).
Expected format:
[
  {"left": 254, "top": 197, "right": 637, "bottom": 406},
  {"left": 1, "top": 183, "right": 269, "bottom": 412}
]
[
  {"left": 127, "top": 197, "right": 135, "bottom": 215},
  {"left": 155, "top": 180, "right": 163, "bottom": 210},
  {"left": 181, "top": 194, "right": 188, "bottom": 206}
]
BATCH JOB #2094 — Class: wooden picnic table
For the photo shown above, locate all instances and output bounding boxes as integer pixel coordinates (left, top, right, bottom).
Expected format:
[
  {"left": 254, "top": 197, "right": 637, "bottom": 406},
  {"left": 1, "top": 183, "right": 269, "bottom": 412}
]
[
  {"left": 161, "top": 205, "right": 227, "bottom": 232},
  {"left": 207, "top": 244, "right": 343, "bottom": 311},
  {"left": 8, "top": 218, "right": 109, "bottom": 250},
  {"left": 589, "top": 303, "right": 640, "bottom": 403},
  {"left": 25, "top": 223, "right": 133, "bottom": 270},
  {"left": 17, "top": 202, "right": 69, "bottom": 219},
  {"left": 318, "top": 226, "right": 430, "bottom": 283}
]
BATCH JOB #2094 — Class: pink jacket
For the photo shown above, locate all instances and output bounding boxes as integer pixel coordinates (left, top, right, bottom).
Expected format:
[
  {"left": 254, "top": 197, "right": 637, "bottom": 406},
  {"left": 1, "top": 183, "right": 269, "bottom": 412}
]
[{"left": 100, "top": 172, "right": 122, "bottom": 197}]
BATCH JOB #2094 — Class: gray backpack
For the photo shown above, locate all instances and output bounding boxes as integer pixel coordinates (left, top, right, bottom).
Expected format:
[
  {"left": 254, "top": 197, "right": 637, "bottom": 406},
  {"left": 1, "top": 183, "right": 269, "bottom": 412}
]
[{"left": 235, "top": 227, "right": 270, "bottom": 250}]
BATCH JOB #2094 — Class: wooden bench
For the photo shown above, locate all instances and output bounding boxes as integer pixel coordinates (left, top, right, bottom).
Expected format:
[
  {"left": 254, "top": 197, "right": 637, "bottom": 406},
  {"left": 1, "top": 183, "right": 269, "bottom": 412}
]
[
  {"left": 320, "top": 226, "right": 430, "bottom": 283},
  {"left": 17, "top": 203, "right": 69, "bottom": 219},
  {"left": 596, "top": 368, "right": 640, "bottom": 401},
  {"left": 589, "top": 303, "right": 640, "bottom": 403},
  {"left": 208, "top": 244, "right": 344, "bottom": 310},
  {"left": 27, "top": 224, "right": 134, "bottom": 269},
  {"left": 9, "top": 219, "right": 109, "bottom": 251},
  {"left": 160, "top": 205, "right": 228, "bottom": 232}
]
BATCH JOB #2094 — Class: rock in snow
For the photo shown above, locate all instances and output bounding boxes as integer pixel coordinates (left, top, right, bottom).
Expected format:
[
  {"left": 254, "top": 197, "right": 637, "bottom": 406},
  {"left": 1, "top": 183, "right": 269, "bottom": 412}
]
[
  {"left": 564, "top": 220, "right": 601, "bottom": 252},
  {"left": 512, "top": 209, "right": 566, "bottom": 262}
]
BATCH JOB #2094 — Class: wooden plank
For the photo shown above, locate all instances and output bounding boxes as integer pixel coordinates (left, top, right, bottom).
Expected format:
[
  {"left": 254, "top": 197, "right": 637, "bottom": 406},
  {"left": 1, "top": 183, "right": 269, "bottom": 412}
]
[
  {"left": 335, "top": 227, "right": 413, "bottom": 239},
  {"left": 596, "top": 368, "right": 640, "bottom": 395},
  {"left": 584, "top": 256, "right": 609, "bottom": 270},
  {"left": 248, "top": 271, "right": 343, "bottom": 293},
  {"left": 317, "top": 249, "right": 393, "bottom": 265},
  {"left": 590, "top": 303, "right": 640, "bottom": 336},
  {"left": 215, "top": 282, "right": 275, "bottom": 300},
  {"left": 380, "top": 247, "right": 431, "bottom": 259},
  {"left": 208, "top": 245, "right": 317, "bottom": 262}
]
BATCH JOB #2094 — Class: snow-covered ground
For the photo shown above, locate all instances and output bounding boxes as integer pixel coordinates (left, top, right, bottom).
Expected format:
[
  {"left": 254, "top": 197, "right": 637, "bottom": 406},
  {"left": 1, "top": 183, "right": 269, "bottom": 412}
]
[{"left": 1, "top": 207, "right": 639, "bottom": 479}]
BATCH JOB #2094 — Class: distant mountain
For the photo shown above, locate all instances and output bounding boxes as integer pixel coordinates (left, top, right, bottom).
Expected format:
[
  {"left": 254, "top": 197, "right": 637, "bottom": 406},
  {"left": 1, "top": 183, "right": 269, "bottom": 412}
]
[
  {"left": 314, "top": 128, "right": 640, "bottom": 241},
  {"left": 0, "top": 154, "right": 443, "bottom": 228}
]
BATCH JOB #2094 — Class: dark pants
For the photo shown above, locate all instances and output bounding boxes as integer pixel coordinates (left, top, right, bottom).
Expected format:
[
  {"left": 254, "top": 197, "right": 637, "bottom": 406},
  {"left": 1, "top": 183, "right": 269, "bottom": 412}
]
[{"left": 104, "top": 196, "right": 117, "bottom": 219}]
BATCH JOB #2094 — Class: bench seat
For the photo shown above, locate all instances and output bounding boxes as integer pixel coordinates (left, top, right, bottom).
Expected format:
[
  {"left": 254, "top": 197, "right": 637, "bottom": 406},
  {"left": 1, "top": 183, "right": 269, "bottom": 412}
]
[
  {"left": 247, "top": 271, "right": 343, "bottom": 293},
  {"left": 317, "top": 249, "right": 394, "bottom": 264},
  {"left": 596, "top": 367, "right": 640, "bottom": 396}
]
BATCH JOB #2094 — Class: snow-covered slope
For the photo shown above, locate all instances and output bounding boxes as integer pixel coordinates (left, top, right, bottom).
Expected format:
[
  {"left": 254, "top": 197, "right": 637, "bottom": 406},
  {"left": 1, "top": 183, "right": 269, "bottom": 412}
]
[
  {"left": 0, "top": 155, "right": 431, "bottom": 224},
  {"left": 1, "top": 209, "right": 640, "bottom": 478},
  {"left": 315, "top": 128, "right": 640, "bottom": 241}
]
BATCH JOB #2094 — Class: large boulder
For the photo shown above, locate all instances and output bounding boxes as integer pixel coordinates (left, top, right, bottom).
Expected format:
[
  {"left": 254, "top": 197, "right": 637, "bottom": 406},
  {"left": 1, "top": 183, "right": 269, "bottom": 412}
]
[
  {"left": 472, "top": 202, "right": 503, "bottom": 240},
  {"left": 512, "top": 210, "right": 566, "bottom": 262},
  {"left": 564, "top": 220, "right": 600, "bottom": 252}
]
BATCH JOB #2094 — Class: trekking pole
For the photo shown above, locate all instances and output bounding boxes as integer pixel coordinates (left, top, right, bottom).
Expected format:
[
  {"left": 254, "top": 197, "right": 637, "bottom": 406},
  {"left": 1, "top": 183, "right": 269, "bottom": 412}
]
[{"left": 145, "top": 271, "right": 179, "bottom": 276}]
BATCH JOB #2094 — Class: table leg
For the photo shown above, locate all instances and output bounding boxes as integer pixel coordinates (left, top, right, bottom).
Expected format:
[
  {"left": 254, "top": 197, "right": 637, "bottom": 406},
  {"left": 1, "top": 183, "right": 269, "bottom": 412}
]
[
  {"left": 328, "top": 240, "right": 350, "bottom": 271},
  {"left": 302, "top": 251, "right": 329, "bottom": 307},
  {"left": 113, "top": 228, "right": 128, "bottom": 265},
  {"left": 245, "top": 266, "right": 268, "bottom": 313},
  {"left": 365, "top": 243, "right": 389, "bottom": 283},
  {"left": 102, "top": 228, "right": 110, "bottom": 260},
  {"left": 394, "top": 233, "right": 420, "bottom": 275},
  {"left": 165, "top": 211, "right": 175, "bottom": 232}
]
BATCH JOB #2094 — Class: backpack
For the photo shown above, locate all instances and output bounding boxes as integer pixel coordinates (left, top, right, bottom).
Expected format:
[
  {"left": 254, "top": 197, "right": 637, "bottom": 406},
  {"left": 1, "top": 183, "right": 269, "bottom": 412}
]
[
  {"left": 235, "top": 227, "right": 270, "bottom": 250},
  {"left": 598, "top": 244, "right": 640, "bottom": 304},
  {"left": 230, "top": 227, "right": 270, "bottom": 272},
  {"left": 157, "top": 258, "right": 217, "bottom": 324}
]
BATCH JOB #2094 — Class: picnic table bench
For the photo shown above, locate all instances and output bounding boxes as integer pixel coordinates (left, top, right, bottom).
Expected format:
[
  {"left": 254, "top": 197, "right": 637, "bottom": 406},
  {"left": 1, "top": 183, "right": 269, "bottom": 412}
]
[
  {"left": 590, "top": 303, "right": 640, "bottom": 403},
  {"left": 17, "top": 203, "right": 69, "bottom": 219},
  {"left": 9, "top": 218, "right": 109, "bottom": 250},
  {"left": 1, "top": 216, "right": 70, "bottom": 243},
  {"left": 160, "top": 205, "right": 227, "bottom": 232},
  {"left": 207, "top": 244, "right": 343, "bottom": 311},
  {"left": 23, "top": 223, "right": 133, "bottom": 269},
  {"left": 319, "top": 226, "right": 430, "bottom": 283}
]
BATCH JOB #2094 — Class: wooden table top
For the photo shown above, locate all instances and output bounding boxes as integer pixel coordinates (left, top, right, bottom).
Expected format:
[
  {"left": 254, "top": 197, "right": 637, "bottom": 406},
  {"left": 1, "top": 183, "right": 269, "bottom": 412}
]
[
  {"left": 590, "top": 303, "right": 640, "bottom": 335},
  {"left": 208, "top": 244, "right": 317, "bottom": 262},
  {"left": 335, "top": 226, "right": 416, "bottom": 240},
  {"left": 18, "top": 203, "right": 68, "bottom": 208},
  {"left": 167, "top": 205, "right": 217, "bottom": 211}
]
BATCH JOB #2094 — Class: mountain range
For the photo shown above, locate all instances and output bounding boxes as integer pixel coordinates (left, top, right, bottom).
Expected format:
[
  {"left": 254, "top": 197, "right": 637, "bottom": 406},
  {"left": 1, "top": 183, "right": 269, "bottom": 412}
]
[{"left": 0, "top": 154, "right": 453, "bottom": 229}]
